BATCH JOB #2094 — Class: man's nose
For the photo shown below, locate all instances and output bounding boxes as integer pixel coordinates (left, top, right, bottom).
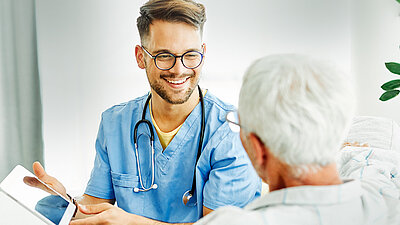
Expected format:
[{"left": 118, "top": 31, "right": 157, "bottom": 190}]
[{"left": 168, "top": 57, "right": 187, "bottom": 74}]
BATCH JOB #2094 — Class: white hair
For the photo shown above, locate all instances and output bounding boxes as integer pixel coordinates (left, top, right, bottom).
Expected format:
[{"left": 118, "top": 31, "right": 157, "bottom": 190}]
[{"left": 238, "top": 54, "right": 355, "bottom": 176}]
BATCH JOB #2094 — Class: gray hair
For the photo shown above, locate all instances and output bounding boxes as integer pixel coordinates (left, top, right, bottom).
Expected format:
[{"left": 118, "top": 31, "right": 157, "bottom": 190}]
[{"left": 238, "top": 54, "right": 355, "bottom": 176}]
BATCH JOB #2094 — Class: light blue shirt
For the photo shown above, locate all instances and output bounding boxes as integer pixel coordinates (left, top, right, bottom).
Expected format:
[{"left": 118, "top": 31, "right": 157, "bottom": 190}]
[{"left": 85, "top": 91, "right": 261, "bottom": 223}]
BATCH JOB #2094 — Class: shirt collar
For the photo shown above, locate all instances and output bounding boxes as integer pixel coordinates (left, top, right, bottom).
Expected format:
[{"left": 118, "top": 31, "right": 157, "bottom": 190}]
[{"left": 245, "top": 179, "right": 362, "bottom": 210}]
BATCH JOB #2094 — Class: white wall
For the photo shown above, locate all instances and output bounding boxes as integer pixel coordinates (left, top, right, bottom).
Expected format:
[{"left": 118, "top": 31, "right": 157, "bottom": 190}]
[
  {"left": 351, "top": 0, "right": 400, "bottom": 122},
  {"left": 36, "top": 0, "right": 353, "bottom": 194},
  {"left": 36, "top": 0, "right": 147, "bottom": 194},
  {"left": 202, "top": 0, "right": 351, "bottom": 105}
]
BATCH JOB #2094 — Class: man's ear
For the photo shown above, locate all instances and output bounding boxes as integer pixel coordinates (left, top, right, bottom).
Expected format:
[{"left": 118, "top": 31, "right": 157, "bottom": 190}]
[
  {"left": 248, "top": 133, "right": 269, "bottom": 169},
  {"left": 135, "top": 45, "right": 145, "bottom": 69},
  {"left": 202, "top": 43, "right": 206, "bottom": 55},
  {"left": 199, "top": 43, "right": 206, "bottom": 66}
]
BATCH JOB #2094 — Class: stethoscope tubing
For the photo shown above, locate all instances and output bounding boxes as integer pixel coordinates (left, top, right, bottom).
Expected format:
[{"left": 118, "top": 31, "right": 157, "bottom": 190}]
[
  {"left": 187, "top": 85, "right": 205, "bottom": 199},
  {"left": 132, "top": 85, "right": 205, "bottom": 206},
  {"left": 133, "top": 95, "right": 157, "bottom": 192}
]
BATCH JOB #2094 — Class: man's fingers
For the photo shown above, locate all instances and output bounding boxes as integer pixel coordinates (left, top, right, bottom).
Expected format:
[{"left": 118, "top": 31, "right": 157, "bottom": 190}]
[
  {"left": 23, "top": 176, "right": 45, "bottom": 189},
  {"left": 69, "top": 206, "right": 112, "bottom": 225},
  {"left": 23, "top": 176, "right": 58, "bottom": 195},
  {"left": 32, "top": 161, "right": 49, "bottom": 181},
  {"left": 79, "top": 203, "right": 114, "bottom": 215},
  {"left": 32, "top": 161, "right": 57, "bottom": 185},
  {"left": 70, "top": 216, "right": 101, "bottom": 225}
]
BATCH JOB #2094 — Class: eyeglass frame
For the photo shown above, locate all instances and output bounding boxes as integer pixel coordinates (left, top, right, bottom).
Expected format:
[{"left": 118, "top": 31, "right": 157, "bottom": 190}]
[
  {"left": 141, "top": 45, "right": 204, "bottom": 71},
  {"left": 225, "top": 110, "right": 248, "bottom": 132}
]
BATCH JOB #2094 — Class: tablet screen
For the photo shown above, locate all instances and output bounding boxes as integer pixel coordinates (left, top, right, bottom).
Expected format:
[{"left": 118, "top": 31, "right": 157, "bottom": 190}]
[{"left": 0, "top": 165, "right": 75, "bottom": 225}]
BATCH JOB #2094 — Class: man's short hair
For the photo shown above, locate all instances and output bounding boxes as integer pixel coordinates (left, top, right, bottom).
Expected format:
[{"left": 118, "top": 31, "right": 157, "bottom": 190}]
[
  {"left": 137, "top": 0, "right": 206, "bottom": 45},
  {"left": 238, "top": 54, "right": 355, "bottom": 176}
]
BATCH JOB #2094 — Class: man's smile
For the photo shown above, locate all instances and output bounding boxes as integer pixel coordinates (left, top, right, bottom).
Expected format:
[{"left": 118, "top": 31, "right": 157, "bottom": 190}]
[{"left": 163, "top": 76, "right": 190, "bottom": 85}]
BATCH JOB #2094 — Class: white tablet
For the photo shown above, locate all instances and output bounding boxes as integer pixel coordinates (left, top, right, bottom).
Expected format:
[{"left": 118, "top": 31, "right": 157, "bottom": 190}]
[{"left": 0, "top": 165, "right": 76, "bottom": 225}]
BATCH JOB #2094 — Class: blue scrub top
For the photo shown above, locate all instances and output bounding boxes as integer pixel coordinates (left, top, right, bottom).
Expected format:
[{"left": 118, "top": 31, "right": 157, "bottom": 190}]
[{"left": 85, "top": 91, "right": 261, "bottom": 223}]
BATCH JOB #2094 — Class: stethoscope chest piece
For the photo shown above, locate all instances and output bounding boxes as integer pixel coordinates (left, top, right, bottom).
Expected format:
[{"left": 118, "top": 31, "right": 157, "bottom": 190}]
[
  {"left": 182, "top": 190, "right": 196, "bottom": 206},
  {"left": 134, "top": 183, "right": 158, "bottom": 193}
]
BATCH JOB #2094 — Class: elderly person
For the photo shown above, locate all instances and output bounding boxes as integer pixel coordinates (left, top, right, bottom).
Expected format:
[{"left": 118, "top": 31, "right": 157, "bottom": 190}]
[{"left": 196, "top": 54, "right": 400, "bottom": 225}]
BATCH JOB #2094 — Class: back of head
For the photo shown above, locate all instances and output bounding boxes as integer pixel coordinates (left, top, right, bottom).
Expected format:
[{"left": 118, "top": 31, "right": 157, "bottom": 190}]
[
  {"left": 238, "top": 54, "right": 355, "bottom": 176},
  {"left": 137, "top": 0, "right": 206, "bottom": 45}
]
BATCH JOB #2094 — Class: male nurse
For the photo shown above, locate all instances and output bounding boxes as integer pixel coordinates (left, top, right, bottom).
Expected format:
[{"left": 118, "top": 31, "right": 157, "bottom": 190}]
[{"left": 30, "top": 0, "right": 261, "bottom": 224}]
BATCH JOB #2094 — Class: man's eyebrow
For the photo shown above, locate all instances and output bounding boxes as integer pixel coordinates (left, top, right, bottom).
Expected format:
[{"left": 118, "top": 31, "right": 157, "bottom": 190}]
[{"left": 152, "top": 49, "right": 171, "bottom": 54}]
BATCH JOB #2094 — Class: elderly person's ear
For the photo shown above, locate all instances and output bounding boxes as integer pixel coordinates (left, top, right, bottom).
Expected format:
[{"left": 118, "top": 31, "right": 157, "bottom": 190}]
[{"left": 248, "top": 133, "right": 269, "bottom": 166}]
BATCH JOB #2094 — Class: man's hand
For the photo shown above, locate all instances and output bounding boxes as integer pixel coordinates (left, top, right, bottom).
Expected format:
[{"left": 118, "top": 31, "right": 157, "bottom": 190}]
[
  {"left": 70, "top": 203, "right": 141, "bottom": 225},
  {"left": 24, "top": 161, "right": 68, "bottom": 198},
  {"left": 70, "top": 203, "right": 197, "bottom": 225}
]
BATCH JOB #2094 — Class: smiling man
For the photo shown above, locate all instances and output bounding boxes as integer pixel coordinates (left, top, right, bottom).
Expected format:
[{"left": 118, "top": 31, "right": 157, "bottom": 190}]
[{"left": 30, "top": 0, "right": 261, "bottom": 225}]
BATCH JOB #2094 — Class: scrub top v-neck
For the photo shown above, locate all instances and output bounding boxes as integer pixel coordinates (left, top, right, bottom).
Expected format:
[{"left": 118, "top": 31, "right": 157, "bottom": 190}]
[{"left": 85, "top": 91, "right": 261, "bottom": 223}]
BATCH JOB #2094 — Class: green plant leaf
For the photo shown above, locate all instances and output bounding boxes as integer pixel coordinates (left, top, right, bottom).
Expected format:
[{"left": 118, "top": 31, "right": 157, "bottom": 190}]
[
  {"left": 381, "top": 79, "right": 400, "bottom": 90},
  {"left": 397, "top": 0, "right": 400, "bottom": 4},
  {"left": 379, "top": 90, "right": 400, "bottom": 101},
  {"left": 385, "top": 62, "right": 400, "bottom": 75}
]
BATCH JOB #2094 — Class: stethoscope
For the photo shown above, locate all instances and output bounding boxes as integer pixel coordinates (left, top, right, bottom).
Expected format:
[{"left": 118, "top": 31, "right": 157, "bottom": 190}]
[{"left": 132, "top": 85, "right": 205, "bottom": 206}]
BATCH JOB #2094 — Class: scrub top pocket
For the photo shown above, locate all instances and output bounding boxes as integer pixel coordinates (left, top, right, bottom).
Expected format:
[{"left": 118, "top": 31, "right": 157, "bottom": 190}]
[
  {"left": 110, "top": 171, "right": 144, "bottom": 214},
  {"left": 111, "top": 171, "right": 139, "bottom": 187}
]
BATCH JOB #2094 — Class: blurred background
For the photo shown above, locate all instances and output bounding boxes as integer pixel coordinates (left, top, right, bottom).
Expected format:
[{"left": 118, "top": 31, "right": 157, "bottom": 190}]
[{"left": 1, "top": 0, "right": 400, "bottom": 195}]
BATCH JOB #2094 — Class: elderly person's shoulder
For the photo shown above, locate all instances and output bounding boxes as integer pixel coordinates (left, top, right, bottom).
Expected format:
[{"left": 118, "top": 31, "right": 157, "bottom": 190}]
[
  {"left": 195, "top": 203, "right": 323, "bottom": 225},
  {"left": 195, "top": 205, "right": 262, "bottom": 225}
]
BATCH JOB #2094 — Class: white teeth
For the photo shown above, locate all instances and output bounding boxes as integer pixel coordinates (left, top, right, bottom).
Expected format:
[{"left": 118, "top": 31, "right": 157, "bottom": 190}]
[{"left": 166, "top": 77, "right": 188, "bottom": 84}]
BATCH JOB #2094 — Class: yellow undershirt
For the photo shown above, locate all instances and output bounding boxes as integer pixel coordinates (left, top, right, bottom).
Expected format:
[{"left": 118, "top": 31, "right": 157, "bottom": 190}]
[
  {"left": 150, "top": 102, "right": 182, "bottom": 150},
  {"left": 149, "top": 90, "right": 207, "bottom": 150}
]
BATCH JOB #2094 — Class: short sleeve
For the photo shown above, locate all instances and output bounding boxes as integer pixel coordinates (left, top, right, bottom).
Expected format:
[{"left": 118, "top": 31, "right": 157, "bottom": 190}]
[
  {"left": 84, "top": 115, "right": 115, "bottom": 199},
  {"left": 203, "top": 131, "right": 261, "bottom": 210}
]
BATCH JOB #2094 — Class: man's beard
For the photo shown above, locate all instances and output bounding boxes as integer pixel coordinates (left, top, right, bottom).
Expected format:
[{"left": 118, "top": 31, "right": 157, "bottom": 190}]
[{"left": 149, "top": 73, "right": 199, "bottom": 104}]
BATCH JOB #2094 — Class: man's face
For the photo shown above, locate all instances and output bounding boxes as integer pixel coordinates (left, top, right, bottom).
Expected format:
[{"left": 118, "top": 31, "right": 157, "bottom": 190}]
[{"left": 141, "top": 20, "right": 204, "bottom": 104}]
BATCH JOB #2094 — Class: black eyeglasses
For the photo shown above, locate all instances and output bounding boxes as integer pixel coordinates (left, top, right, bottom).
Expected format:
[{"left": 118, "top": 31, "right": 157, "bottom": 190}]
[{"left": 141, "top": 46, "right": 204, "bottom": 71}]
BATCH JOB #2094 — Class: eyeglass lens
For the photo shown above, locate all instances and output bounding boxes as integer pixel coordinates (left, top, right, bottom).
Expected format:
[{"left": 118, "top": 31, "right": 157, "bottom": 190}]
[{"left": 155, "top": 51, "right": 202, "bottom": 70}]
